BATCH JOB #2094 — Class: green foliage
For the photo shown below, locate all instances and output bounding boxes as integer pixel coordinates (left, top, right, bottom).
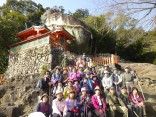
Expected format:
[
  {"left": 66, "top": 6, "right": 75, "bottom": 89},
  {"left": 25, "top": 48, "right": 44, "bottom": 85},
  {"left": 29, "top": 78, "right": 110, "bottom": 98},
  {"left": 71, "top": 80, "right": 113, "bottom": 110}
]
[
  {"left": 73, "top": 9, "right": 89, "bottom": 19},
  {"left": 69, "top": 40, "right": 79, "bottom": 54},
  {"left": 0, "top": 51, "right": 8, "bottom": 74},
  {"left": 0, "top": 0, "right": 46, "bottom": 74},
  {"left": 40, "top": 65, "right": 48, "bottom": 76},
  {"left": 82, "top": 15, "right": 116, "bottom": 54}
]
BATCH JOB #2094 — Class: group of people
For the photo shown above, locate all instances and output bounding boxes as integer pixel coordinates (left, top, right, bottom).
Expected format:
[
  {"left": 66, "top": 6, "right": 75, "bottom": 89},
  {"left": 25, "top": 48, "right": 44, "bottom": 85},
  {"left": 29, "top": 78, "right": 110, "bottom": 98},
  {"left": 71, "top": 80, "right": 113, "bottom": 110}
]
[{"left": 34, "top": 54, "right": 146, "bottom": 117}]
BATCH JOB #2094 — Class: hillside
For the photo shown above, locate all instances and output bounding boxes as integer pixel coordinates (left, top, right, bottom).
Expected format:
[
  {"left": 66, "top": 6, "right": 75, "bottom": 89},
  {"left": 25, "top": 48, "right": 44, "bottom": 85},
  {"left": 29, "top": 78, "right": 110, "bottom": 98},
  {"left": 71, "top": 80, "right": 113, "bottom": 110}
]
[{"left": 0, "top": 62, "right": 156, "bottom": 117}]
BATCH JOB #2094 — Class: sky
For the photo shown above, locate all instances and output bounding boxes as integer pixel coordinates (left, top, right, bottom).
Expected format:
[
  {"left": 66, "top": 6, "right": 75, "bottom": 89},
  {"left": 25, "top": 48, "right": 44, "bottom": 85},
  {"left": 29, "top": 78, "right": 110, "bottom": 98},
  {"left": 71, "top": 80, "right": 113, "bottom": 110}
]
[
  {"left": 0, "top": 0, "right": 98, "bottom": 14},
  {"left": 0, "top": 0, "right": 155, "bottom": 30}
]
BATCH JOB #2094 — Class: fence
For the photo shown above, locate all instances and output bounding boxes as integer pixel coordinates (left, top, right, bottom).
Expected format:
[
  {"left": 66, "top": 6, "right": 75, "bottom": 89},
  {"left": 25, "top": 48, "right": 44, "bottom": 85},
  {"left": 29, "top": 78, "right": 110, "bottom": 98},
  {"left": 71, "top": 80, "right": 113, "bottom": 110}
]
[{"left": 92, "top": 54, "right": 119, "bottom": 65}]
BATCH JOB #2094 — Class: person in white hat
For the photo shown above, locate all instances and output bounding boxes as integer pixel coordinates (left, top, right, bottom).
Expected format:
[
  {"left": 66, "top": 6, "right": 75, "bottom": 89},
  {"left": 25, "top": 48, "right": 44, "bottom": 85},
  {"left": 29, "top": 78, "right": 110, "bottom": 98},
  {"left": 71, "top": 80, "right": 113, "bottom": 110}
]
[
  {"left": 101, "top": 70, "right": 113, "bottom": 95},
  {"left": 78, "top": 87, "right": 92, "bottom": 117},
  {"left": 91, "top": 86, "right": 107, "bottom": 117},
  {"left": 52, "top": 89, "right": 67, "bottom": 117}
]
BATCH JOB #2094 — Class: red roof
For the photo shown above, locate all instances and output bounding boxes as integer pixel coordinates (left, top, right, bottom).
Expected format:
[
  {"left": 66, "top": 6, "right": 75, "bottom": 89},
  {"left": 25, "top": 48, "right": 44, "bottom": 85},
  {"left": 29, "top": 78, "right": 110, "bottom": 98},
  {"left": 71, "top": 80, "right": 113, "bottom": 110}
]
[{"left": 16, "top": 26, "right": 49, "bottom": 40}]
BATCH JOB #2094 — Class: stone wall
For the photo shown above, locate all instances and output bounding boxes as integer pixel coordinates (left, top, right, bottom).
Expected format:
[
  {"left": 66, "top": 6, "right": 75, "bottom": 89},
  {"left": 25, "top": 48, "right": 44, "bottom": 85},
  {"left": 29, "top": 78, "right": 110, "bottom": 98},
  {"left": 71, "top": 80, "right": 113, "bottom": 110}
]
[{"left": 5, "top": 44, "right": 64, "bottom": 79}]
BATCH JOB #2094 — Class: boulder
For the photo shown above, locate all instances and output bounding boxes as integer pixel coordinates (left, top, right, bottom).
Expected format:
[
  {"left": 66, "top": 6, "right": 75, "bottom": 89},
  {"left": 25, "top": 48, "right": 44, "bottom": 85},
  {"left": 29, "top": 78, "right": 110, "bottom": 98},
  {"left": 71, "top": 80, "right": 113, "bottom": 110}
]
[{"left": 41, "top": 10, "right": 92, "bottom": 53}]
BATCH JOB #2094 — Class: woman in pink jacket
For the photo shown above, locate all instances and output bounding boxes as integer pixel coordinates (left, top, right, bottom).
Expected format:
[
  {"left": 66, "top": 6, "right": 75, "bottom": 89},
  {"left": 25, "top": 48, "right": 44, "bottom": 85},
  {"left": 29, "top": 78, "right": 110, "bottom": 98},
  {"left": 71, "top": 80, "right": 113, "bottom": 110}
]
[
  {"left": 91, "top": 86, "right": 107, "bottom": 117},
  {"left": 69, "top": 68, "right": 81, "bottom": 81},
  {"left": 130, "top": 87, "right": 146, "bottom": 117}
]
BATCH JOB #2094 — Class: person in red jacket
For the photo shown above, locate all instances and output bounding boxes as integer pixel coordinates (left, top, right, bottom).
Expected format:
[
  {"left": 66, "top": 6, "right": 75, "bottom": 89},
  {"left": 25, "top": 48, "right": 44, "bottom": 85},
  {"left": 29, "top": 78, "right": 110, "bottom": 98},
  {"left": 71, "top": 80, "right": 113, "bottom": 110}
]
[
  {"left": 130, "top": 87, "right": 146, "bottom": 117},
  {"left": 91, "top": 86, "right": 107, "bottom": 117}
]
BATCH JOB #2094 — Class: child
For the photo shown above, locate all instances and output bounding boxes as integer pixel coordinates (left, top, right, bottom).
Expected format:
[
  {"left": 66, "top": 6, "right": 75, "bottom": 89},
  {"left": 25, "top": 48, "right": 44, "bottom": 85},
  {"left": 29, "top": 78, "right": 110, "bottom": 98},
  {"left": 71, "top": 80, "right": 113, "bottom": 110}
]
[
  {"left": 130, "top": 87, "right": 146, "bottom": 117},
  {"left": 92, "top": 86, "right": 107, "bottom": 117},
  {"left": 78, "top": 87, "right": 92, "bottom": 117},
  {"left": 36, "top": 93, "right": 52, "bottom": 117},
  {"left": 66, "top": 90, "right": 80, "bottom": 117}
]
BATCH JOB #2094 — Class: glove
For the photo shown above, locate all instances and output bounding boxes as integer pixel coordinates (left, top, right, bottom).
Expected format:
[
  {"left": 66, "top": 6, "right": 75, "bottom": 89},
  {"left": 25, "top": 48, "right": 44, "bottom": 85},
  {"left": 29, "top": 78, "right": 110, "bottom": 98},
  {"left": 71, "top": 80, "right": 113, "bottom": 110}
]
[{"left": 99, "top": 109, "right": 103, "bottom": 114}]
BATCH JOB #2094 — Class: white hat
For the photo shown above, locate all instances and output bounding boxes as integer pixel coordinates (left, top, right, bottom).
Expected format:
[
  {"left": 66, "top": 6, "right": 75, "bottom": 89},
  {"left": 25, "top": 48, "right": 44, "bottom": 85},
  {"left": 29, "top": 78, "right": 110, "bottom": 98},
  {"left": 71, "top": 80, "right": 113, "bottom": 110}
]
[
  {"left": 55, "top": 89, "right": 63, "bottom": 95},
  {"left": 104, "top": 70, "right": 110, "bottom": 74},
  {"left": 81, "top": 87, "right": 86, "bottom": 92},
  {"left": 28, "top": 112, "right": 46, "bottom": 117}
]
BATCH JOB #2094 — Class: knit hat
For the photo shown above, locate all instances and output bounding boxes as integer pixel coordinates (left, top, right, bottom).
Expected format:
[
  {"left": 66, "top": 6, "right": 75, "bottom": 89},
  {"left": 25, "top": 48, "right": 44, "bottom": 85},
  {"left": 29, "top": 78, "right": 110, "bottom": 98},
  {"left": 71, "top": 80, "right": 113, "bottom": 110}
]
[
  {"left": 81, "top": 87, "right": 86, "bottom": 92},
  {"left": 104, "top": 70, "right": 109, "bottom": 74}
]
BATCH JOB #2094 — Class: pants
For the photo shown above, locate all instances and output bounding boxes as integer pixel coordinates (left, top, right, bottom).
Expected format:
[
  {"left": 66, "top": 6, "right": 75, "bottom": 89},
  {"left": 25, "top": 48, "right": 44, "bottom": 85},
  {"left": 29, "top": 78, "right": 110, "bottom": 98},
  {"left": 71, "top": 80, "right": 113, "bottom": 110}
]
[
  {"left": 133, "top": 103, "right": 146, "bottom": 117},
  {"left": 94, "top": 110, "right": 106, "bottom": 117},
  {"left": 127, "top": 105, "right": 135, "bottom": 117},
  {"left": 53, "top": 113, "right": 61, "bottom": 117},
  {"left": 110, "top": 106, "right": 128, "bottom": 117},
  {"left": 66, "top": 112, "right": 80, "bottom": 117},
  {"left": 125, "top": 82, "right": 134, "bottom": 94},
  {"left": 81, "top": 110, "right": 92, "bottom": 117}
]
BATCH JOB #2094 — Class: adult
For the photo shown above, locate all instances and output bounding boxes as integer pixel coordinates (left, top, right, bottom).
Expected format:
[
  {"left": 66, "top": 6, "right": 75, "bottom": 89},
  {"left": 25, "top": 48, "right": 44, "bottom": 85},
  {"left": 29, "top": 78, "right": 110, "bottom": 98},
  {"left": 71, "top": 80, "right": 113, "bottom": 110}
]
[
  {"left": 106, "top": 87, "right": 128, "bottom": 117},
  {"left": 51, "top": 66, "right": 62, "bottom": 86},
  {"left": 111, "top": 68, "right": 122, "bottom": 95},
  {"left": 62, "top": 68, "right": 69, "bottom": 86},
  {"left": 122, "top": 66, "right": 135, "bottom": 94},
  {"left": 92, "top": 86, "right": 107, "bottom": 117},
  {"left": 52, "top": 89, "right": 68, "bottom": 117},
  {"left": 66, "top": 90, "right": 80, "bottom": 117},
  {"left": 78, "top": 87, "right": 92, "bottom": 117},
  {"left": 62, "top": 55, "right": 69, "bottom": 68},
  {"left": 63, "top": 80, "right": 76, "bottom": 99},
  {"left": 102, "top": 71, "right": 113, "bottom": 95},
  {"left": 130, "top": 87, "right": 146, "bottom": 117},
  {"left": 120, "top": 86, "right": 134, "bottom": 117},
  {"left": 36, "top": 94, "right": 52, "bottom": 117},
  {"left": 35, "top": 70, "right": 52, "bottom": 94}
]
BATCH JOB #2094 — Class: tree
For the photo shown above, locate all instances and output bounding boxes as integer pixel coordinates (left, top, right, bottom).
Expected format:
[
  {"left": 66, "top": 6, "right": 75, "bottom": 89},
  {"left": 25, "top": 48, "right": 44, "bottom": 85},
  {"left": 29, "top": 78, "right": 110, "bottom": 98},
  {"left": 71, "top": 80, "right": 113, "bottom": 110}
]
[
  {"left": 83, "top": 15, "right": 116, "bottom": 54},
  {"left": 109, "top": 0, "right": 156, "bottom": 30},
  {"left": 0, "top": 0, "right": 45, "bottom": 73},
  {"left": 73, "top": 9, "right": 89, "bottom": 19}
]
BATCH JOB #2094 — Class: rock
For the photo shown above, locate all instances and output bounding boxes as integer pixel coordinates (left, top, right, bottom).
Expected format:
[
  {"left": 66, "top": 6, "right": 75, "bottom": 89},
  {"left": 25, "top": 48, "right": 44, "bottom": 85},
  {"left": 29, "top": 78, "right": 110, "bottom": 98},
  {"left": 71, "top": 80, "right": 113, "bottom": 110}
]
[
  {"left": 41, "top": 10, "right": 92, "bottom": 53},
  {"left": 0, "top": 86, "right": 6, "bottom": 99},
  {"left": 0, "top": 104, "right": 23, "bottom": 117}
]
